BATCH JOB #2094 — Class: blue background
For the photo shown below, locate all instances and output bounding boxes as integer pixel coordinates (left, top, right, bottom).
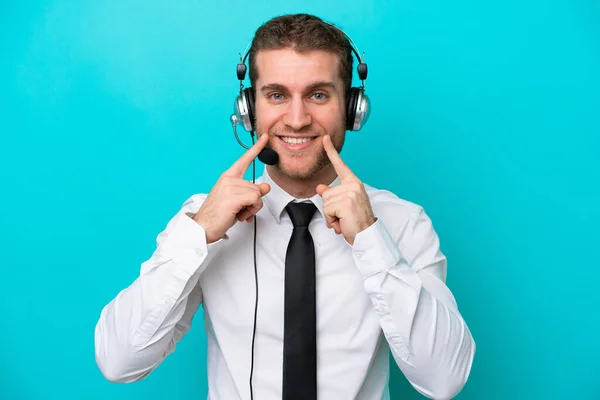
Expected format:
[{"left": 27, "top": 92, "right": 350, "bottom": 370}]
[{"left": 1, "top": 0, "right": 599, "bottom": 399}]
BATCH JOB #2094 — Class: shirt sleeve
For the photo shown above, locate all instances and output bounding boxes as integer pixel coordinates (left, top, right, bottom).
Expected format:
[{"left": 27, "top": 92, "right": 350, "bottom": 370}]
[
  {"left": 350, "top": 207, "right": 476, "bottom": 400},
  {"left": 94, "top": 195, "right": 227, "bottom": 383}
]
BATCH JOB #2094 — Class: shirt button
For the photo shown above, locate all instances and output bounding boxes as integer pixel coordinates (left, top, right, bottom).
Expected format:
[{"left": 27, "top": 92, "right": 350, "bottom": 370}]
[
  {"left": 377, "top": 304, "right": 387, "bottom": 312},
  {"left": 354, "top": 252, "right": 363, "bottom": 260},
  {"left": 196, "top": 249, "right": 205, "bottom": 257},
  {"left": 164, "top": 297, "right": 174, "bottom": 305}
]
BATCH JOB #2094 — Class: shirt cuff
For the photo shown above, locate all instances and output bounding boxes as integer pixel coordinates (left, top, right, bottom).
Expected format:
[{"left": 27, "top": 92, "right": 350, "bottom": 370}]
[
  {"left": 160, "top": 213, "right": 227, "bottom": 278},
  {"left": 349, "top": 218, "right": 402, "bottom": 277},
  {"left": 351, "top": 219, "right": 423, "bottom": 293}
]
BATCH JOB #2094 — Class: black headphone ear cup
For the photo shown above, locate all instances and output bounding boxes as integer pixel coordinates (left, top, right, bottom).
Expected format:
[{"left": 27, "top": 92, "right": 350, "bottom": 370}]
[
  {"left": 346, "top": 87, "right": 359, "bottom": 131},
  {"left": 244, "top": 88, "right": 256, "bottom": 132}
]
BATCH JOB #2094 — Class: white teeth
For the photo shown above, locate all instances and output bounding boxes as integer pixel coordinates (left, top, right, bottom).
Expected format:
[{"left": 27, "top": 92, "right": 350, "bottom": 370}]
[{"left": 281, "top": 137, "right": 314, "bottom": 144}]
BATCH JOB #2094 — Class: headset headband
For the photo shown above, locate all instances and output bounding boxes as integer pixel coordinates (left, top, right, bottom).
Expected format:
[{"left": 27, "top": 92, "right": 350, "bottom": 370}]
[{"left": 236, "top": 22, "right": 367, "bottom": 89}]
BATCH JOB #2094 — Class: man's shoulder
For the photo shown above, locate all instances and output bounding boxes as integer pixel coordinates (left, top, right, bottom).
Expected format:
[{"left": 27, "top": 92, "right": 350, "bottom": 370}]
[
  {"left": 362, "top": 183, "right": 441, "bottom": 253},
  {"left": 363, "top": 182, "right": 423, "bottom": 218}
]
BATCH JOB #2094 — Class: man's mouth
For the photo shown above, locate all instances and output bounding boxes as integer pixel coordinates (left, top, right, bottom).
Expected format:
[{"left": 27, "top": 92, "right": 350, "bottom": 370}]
[{"left": 279, "top": 136, "right": 317, "bottom": 145}]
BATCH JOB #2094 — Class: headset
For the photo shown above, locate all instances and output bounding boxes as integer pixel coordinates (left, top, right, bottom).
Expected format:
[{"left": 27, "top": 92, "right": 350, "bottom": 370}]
[
  {"left": 228, "top": 22, "right": 370, "bottom": 400},
  {"left": 230, "top": 22, "right": 371, "bottom": 156}
]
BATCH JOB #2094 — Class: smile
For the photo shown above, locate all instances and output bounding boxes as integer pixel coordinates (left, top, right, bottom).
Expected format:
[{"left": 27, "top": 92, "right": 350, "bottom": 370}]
[
  {"left": 277, "top": 136, "right": 318, "bottom": 151},
  {"left": 280, "top": 136, "right": 316, "bottom": 144}
]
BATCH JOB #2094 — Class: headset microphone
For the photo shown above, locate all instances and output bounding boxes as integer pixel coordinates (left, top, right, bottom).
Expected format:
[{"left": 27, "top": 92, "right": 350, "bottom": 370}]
[{"left": 258, "top": 148, "right": 278, "bottom": 165}]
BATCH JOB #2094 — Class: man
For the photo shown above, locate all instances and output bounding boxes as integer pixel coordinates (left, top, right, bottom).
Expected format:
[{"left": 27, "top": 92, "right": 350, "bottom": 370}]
[{"left": 95, "top": 13, "right": 475, "bottom": 400}]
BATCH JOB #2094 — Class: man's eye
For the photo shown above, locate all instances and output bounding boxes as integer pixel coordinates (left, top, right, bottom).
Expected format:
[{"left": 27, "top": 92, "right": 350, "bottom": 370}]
[
  {"left": 312, "top": 92, "right": 328, "bottom": 101},
  {"left": 270, "top": 93, "right": 284, "bottom": 100}
]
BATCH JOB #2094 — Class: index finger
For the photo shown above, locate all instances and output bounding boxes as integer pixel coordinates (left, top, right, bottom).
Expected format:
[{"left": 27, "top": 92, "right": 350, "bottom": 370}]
[
  {"left": 323, "top": 135, "right": 357, "bottom": 181},
  {"left": 225, "top": 133, "right": 270, "bottom": 177}
]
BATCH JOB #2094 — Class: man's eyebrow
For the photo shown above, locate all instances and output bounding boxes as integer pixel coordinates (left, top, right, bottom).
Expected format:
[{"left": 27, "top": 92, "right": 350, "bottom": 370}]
[
  {"left": 260, "top": 83, "right": 286, "bottom": 92},
  {"left": 305, "top": 81, "right": 337, "bottom": 92},
  {"left": 259, "top": 81, "right": 338, "bottom": 93}
]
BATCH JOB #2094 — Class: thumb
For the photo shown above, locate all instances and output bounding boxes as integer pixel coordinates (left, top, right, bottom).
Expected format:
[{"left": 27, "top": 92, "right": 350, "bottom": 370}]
[
  {"left": 258, "top": 183, "right": 271, "bottom": 196},
  {"left": 316, "top": 184, "right": 329, "bottom": 196}
]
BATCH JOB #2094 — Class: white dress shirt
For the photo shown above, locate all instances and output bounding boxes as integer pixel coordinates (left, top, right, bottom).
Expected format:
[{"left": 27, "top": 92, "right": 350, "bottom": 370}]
[{"left": 94, "top": 166, "right": 475, "bottom": 400}]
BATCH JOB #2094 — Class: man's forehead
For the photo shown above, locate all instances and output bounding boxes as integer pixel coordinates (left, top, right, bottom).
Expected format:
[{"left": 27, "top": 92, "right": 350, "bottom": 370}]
[{"left": 254, "top": 48, "right": 342, "bottom": 86}]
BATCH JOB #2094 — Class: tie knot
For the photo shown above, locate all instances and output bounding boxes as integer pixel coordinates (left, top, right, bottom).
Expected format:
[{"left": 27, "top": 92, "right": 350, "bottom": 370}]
[{"left": 285, "top": 202, "right": 317, "bottom": 227}]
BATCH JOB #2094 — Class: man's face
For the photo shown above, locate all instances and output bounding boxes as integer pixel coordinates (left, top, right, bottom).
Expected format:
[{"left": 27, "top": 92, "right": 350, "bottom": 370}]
[{"left": 254, "top": 48, "right": 346, "bottom": 180}]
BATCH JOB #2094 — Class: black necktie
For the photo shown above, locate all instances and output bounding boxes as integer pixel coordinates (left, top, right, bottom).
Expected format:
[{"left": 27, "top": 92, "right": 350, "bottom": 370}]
[{"left": 282, "top": 201, "right": 318, "bottom": 400}]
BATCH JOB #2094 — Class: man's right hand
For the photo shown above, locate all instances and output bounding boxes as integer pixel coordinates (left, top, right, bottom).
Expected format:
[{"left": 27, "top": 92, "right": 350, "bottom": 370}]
[{"left": 193, "top": 133, "right": 272, "bottom": 244}]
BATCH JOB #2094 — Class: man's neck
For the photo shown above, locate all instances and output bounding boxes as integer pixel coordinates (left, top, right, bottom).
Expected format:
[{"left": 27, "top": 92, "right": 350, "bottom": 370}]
[{"left": 266, "top": 164, "right": 337, "bottom": 199}]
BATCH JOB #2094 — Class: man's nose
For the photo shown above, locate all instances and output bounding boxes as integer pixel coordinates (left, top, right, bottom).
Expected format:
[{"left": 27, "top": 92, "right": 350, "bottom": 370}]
[{"left": 283, "top": 98, "right": 312, "bottom": 130}]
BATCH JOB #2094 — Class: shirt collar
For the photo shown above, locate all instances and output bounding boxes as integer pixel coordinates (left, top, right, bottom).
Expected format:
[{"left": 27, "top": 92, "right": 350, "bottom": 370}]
[{"left": 259, "top": 165, "right": 341, "bottom": 224}]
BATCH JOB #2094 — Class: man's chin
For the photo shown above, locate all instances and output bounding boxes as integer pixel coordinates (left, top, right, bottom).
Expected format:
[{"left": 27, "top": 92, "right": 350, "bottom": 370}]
[
  {"left": 272, "top": 163, "right": 314, "bottom": 180},
  {"left": 271, "top": 154, "right": 330, "bottom": 180}
]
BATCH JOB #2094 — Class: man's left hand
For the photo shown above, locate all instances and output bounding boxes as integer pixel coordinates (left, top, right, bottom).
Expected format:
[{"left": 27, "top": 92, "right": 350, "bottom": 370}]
[{"left": 316, "top": 135, "right": 377, "bottom": 245}]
